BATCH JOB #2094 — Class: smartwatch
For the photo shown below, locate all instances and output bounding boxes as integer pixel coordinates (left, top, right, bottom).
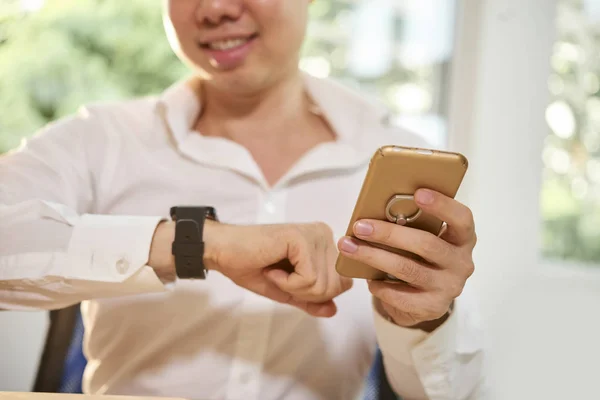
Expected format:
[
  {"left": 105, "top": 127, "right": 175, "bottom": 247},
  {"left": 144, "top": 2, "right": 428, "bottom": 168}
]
[{"left": 170, "top": 206, "right": 218, "bottom": 279}]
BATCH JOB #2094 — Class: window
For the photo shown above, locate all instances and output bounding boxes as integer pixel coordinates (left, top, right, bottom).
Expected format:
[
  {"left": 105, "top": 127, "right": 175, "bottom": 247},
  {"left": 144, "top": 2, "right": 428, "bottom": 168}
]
[
  {"left": 541, "top": 0, "right": 600, "bottom": 265},
  {"left": 302, "top": 0, "right": 457, "bottom": 148}
]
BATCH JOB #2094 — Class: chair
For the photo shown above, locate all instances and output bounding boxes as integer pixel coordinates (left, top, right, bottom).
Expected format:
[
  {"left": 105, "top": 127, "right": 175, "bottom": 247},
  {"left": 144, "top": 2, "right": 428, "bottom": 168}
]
[
  {"left": 33, "top": 304, "right": 86, "bottom": 393},
  {"left": 363, "top": 348, "right": 401, "bottom": 400},
  {"left": 33, "top": 306, "right": 398, "bottom": 399}
]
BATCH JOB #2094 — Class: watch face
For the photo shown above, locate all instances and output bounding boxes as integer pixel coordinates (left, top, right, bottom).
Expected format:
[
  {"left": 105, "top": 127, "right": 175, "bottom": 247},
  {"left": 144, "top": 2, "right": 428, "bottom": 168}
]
[{"left": 170, "top": 206, "right": 217, "bottom": 222}]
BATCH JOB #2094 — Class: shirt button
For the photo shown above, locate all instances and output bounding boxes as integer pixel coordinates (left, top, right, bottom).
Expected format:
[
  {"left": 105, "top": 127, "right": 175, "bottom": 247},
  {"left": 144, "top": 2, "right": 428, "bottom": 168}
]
[
  {"left": 116, "top": 258, "right": 130, "bottom": 275},
  {"left": 264, "top": 201, "right": 276, "bottom": 214}
]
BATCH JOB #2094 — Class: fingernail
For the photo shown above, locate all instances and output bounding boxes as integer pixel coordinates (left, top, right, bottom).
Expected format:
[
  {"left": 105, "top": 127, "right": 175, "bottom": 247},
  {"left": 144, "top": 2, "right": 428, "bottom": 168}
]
[
  {"left": 340, "top": 237, "right": 359, "bottom": 254},
  {"left": 354, "top": 221, "right": 374, "bottom": 236},
  {"left": 416, "top": 189, "right": 434, "bottom": 205}
]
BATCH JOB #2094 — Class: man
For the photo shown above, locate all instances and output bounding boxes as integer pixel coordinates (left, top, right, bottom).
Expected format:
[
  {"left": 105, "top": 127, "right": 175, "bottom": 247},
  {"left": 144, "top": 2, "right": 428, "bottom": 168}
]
[{"left": 0, "top": 1, "right": 485, "bottom": 399}]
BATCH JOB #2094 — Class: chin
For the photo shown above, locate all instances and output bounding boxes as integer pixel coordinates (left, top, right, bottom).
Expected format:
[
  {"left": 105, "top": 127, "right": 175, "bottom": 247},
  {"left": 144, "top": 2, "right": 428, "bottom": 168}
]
[
  {"left": 204, "top": 66, "right": 276, "bottom": 95},
  {"left": 219, "top": 74, "right": 270, "bottom": 95}
]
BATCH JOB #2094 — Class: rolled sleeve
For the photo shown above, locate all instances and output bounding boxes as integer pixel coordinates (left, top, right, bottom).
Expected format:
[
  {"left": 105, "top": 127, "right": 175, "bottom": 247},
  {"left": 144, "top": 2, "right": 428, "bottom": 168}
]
[{"left": 373, "top": 287, "right": 486, "bottom": 400}]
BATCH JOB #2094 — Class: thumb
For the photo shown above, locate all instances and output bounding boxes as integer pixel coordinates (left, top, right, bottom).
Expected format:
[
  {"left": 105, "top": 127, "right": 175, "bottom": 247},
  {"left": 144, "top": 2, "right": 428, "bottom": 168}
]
[
  {"left": 264, "top": 266, "right": 306, "bottom": 293},
  {"left": 288, "top": 299, "right": 338, "bottom": 318},
  {"left": 264, "top": 267, "right": 290, "bottom": 287},
  {"left": 264, "top": 269, "right": 337, "bottom": 317}
]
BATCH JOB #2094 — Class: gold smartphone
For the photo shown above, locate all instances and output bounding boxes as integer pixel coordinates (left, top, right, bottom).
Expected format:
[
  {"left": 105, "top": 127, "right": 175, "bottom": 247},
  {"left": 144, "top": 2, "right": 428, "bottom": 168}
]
[{"left": 335, "top": 145, "right": 469, "bottom": 280}]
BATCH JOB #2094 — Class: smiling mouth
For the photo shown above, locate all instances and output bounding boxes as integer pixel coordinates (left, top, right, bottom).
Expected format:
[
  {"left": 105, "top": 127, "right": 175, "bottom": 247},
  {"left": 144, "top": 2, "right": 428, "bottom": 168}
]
[{"left": 199, "top": 33, "right": 259, "bottom": 51}]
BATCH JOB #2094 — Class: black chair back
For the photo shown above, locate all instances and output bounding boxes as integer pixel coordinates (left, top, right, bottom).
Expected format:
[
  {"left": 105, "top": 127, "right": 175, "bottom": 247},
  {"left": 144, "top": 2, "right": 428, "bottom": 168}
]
[{"left": 33, "top": 304, "right": 80, "bottom": 393}]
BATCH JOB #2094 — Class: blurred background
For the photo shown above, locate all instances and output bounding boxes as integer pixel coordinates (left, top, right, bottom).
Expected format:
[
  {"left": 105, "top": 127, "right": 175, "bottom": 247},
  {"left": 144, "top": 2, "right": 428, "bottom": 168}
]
[{"left": 0, "top": 0, "right": 599, "bottom": 399}]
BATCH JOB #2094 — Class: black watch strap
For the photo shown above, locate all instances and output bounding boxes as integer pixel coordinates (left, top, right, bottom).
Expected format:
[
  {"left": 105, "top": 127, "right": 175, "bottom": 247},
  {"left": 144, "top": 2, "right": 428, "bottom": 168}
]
[{"left": 170, "top": 206, "right": 217, "bottom": 280}]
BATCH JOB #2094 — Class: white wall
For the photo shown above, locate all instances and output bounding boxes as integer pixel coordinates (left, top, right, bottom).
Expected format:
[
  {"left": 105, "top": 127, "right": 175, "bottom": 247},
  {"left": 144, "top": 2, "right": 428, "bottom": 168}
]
[
  {"left": 451, "top": 0, "right": 600, "bottom": 399},
  {"left": 0, "top": 312, "right": 47, "bottom": 391}
]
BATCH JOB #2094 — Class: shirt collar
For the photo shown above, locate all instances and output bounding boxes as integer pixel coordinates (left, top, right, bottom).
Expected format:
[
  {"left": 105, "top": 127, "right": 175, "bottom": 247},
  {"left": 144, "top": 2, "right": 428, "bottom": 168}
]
[
  {"left": 302, "top": 73, "right": 390, "bottom": 147},
  {"left": 155, "top": 72, "right": 390, "bottom": 150},
  {"left": 155, "top": 78, "right": 201, "bottom": 146},
  {"left": 154, "top": 73, "right": 390, "bottom": 189}
]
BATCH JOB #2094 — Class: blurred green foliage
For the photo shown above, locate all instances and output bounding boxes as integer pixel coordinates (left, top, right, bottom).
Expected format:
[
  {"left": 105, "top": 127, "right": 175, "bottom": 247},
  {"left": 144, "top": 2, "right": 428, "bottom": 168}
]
[
  {"left": 0, "top": 0, "right": 598, "bottom": 264},
  {"left": 0, "top": 0, "right": 188, "bottom": 153},
  {"left": 540, "top": 0, "right": 600, "bottom": 264}
]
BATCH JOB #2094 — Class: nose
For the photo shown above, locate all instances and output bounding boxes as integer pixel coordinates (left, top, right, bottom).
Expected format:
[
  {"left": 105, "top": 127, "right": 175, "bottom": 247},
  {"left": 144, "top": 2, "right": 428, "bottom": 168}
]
[{"left": 195, "top": 0, "right": 244, "bottom": 27}]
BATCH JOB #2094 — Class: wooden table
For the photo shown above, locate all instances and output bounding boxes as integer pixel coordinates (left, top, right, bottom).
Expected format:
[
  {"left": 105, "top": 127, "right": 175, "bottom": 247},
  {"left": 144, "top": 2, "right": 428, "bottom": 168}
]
[{"left": 0, "top": 394, "right": 186, "bottom": 400}]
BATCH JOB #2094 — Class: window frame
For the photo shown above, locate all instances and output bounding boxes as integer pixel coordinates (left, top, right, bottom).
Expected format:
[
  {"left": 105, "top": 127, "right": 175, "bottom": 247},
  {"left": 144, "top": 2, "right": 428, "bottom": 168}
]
[{"left": 447, "top": 0, "right": 600, "bottom": 283}]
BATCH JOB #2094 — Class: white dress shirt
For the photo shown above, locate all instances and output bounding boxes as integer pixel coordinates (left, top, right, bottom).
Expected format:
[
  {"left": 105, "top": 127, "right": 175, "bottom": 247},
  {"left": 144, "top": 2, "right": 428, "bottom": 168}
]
[{"left": 0, "top": 74, "right": 485, "bottom": 400}]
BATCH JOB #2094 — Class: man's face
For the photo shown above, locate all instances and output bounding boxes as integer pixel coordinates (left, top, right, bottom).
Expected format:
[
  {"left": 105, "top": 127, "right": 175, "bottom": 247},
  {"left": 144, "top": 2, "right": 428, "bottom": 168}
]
[{"left": 165, "top": 0, "right": 310, "bottom": 92}]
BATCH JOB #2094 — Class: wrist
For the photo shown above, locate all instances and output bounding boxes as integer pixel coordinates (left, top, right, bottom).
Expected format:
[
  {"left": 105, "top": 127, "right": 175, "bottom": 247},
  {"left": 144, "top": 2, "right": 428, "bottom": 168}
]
[
  {"left": 148, "top": 220, "right": 176, "bottom": 283},
  {"left": 202, "top": 219, "right": 223, "bottom": 273},
  {"left": 148, "top": 219, "right": 223, "bottom": 283},
  {"left": 150, "top": 219, "right": 226, "bottom": 281},
  {"left": 374, "top": 297, "right": 453, "bottom": 333},
  {"left": 409, "top": 307, "right": 452, "bottom": 333}
]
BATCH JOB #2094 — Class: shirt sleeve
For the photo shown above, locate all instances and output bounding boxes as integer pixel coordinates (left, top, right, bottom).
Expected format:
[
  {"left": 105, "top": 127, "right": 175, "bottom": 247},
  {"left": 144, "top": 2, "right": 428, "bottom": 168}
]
[
  {"left": 373, "top": 283, "right": 488, "bottom": 400},
  {"left": 0, "top": 111, "right": 167, "bottom": 311}
]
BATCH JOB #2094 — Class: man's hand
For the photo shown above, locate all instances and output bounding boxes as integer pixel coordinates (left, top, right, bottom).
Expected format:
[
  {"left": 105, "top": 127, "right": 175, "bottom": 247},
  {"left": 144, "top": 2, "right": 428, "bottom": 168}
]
[
  {"left": 337, "top": 188, "right": 476, "bottom": 330},
  {"left": 149, "top": 220, "right": 352, "bottom": 318}
]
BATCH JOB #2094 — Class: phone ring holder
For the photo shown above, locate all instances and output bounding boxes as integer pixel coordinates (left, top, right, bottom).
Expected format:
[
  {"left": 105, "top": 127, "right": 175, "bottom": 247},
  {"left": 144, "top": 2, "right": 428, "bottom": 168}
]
[{"left": 385, "top": 194, "right": 422, "bottom": 225}]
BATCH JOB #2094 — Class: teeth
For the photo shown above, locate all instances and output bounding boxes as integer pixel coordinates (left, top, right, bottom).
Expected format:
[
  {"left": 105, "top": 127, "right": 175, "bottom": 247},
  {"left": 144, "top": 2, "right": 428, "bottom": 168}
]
[{"left": 208, "top": 38, "right": 249, "bottom": 51}]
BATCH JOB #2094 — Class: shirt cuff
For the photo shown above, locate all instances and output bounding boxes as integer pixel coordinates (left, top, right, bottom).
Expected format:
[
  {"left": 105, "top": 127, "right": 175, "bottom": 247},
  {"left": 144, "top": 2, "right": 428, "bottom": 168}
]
[
  {"left": 66, "top": 214, "right": 166, "bottom": 288},
  {"left": 373, "top": 291, "right": 484, "bottom": 399},
  {"left": 372, "top": 298, "right": 433, "bottom": 365}
]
